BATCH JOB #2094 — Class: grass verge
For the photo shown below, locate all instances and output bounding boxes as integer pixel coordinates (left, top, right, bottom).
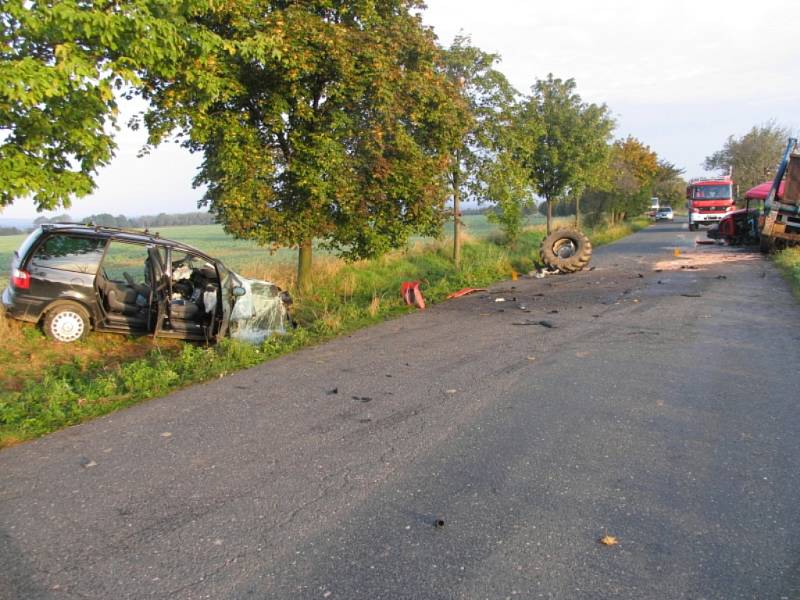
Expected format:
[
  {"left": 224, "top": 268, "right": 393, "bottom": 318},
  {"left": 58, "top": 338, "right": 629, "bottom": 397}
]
[
  {"left": 774, "top": 247, "right": 800, "bottom": 300},
  {"left": 0, "top": 217, "right": 648, "bottom": 448}
]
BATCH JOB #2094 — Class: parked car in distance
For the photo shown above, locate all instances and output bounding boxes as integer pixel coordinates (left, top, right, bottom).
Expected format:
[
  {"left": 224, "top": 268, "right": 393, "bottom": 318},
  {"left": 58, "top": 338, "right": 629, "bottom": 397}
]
[
  {"left": 655, "top": 206, "right": 674, "bottom": 221},
  {"left": 3, "top": 224, "right": 291, "bottom": 343}
]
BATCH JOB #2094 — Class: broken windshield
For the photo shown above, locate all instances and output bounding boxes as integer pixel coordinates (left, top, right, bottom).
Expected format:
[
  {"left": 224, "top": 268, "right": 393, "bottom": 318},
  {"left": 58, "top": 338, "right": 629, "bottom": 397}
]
[{"left": 228, "top": 276, "right": 289, "bottom": 344}]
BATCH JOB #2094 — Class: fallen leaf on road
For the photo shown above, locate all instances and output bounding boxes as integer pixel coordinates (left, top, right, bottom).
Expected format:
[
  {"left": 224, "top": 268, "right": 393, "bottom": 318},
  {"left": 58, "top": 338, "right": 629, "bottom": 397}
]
[
  {"left": 160, "top": 432, "right": 172, "bottom": 438},
  {"left": 599, "top": 535, "right": 619, "bottom": 546},
  {"left": 445, "top": 389, "right": 457, "bottom": 394}
]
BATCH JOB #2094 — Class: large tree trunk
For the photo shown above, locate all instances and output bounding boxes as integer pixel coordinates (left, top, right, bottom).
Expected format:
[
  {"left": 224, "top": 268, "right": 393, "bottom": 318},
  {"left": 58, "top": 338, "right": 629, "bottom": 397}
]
[
  {"left": 546, "top": 198, "right": 552, "bottom": 235},
  {"left": 453, "top": 181, "right": 462, "bottom": 269},
  {"left": 297, "top": 240, "right": 312, "bottom": 293},
  {"left": 574, "top": 195, "right": 580, "bottom": 229}
]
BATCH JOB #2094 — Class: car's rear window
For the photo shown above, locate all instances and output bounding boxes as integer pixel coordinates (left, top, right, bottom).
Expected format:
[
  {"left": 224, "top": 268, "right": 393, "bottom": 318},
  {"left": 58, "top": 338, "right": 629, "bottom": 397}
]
[{"left": 29, "top": 235, "right": 106, "bottom": 274}]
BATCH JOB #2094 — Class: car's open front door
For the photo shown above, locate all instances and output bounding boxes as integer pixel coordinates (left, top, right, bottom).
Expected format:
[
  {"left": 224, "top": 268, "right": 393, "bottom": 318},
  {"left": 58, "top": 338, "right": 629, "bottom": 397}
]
[
  {"left": 214, "top": 266, "right": 238, "bottom": 340},
  {"left": 146, "top": 246, "right": 169, "bottom": 337}
]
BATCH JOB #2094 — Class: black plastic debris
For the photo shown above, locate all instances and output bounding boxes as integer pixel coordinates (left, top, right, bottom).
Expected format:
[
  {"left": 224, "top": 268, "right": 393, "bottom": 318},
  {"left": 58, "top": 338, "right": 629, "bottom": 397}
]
[{"left": 326, "top": 388, "right": 338, "bottom": 395}]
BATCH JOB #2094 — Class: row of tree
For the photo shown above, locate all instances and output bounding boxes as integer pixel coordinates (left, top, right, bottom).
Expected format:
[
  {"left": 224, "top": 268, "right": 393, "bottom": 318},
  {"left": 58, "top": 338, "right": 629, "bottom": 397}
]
[
  {"left": 33, "top": 212, "right": 217, "bottom": 228},
  {"left": 3, "top": 2, "right": 785, "bottom": 289}
]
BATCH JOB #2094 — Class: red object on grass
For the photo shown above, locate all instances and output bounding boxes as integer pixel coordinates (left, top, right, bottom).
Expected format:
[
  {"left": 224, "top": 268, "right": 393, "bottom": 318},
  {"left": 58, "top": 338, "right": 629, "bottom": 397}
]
[
  {"left": 401, "top": 281, "right": 426, "bottom": 309},
  {"left": 446, "top": 287, "right": 488, "bottom": 300}
]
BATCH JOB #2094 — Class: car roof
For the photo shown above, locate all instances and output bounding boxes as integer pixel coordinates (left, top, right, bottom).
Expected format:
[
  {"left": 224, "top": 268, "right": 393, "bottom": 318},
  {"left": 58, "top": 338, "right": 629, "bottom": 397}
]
[{"left": 39, "top": 223, "right": 217, "bottom": 262}]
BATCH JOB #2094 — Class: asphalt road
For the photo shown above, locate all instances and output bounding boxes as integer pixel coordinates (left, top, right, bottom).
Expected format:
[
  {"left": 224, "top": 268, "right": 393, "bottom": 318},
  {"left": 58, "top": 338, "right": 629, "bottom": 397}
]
[{"left": 3, "top": 218, "right": 800, "bottom": 600}]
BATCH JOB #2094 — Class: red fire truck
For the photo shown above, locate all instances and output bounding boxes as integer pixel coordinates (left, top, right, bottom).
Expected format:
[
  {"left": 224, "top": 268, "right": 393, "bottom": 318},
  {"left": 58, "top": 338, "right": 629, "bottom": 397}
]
[{"left": 686, "top": 176, "right": 735, "bottom": 231}]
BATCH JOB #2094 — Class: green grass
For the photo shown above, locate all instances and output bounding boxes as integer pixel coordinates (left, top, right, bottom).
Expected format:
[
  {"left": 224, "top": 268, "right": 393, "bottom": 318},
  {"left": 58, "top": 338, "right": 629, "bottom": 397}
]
[
  {"left": 0, "top": 214, "right": 639, "bottom": 448},
  {"left": 774, "top": 247, "right": 800, "bottom": 300}
]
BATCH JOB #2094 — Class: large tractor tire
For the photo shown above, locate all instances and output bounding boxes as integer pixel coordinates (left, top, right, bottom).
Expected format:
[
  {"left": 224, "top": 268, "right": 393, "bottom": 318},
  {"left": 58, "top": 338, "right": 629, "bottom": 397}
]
[{"left": 540, "top": 228, "right": 592, "bottom": 273}]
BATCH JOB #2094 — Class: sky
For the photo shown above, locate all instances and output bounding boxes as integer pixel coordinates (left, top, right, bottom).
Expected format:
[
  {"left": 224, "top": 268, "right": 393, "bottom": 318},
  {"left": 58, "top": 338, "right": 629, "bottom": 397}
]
[{"left": 3, "top": 0, "right": 799, "bottom": 220}]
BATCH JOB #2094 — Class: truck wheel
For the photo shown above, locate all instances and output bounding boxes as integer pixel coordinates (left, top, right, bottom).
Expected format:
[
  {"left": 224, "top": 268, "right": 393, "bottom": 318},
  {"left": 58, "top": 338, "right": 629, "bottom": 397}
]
[
  {"left": 688, "top": 223, "right": 697, "bottom": 231},
  {"left": 540, "top": 229, "right": 592, "bottom": 273},
  {"left": 43, "top": 302, "right": 91, "bottom": 343}
]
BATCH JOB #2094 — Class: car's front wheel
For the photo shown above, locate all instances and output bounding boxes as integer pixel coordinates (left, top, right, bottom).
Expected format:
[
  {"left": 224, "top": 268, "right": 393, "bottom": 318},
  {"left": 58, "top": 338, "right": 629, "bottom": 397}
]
[{"left": 43, "top": 302, "right": 91, "bottom": 343}]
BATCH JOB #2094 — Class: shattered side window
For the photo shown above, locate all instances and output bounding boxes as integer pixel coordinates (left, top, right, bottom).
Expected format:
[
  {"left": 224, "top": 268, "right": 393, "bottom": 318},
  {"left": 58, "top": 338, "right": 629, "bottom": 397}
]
[{"left": 229, "top": 277, "right": 288, "bottom": 344}]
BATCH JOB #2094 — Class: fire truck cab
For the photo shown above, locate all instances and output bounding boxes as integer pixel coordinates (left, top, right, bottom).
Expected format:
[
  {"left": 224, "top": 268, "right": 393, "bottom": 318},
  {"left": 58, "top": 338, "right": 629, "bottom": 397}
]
[{"left": 686, "top": 177, "right": 735, "bottom": 231}]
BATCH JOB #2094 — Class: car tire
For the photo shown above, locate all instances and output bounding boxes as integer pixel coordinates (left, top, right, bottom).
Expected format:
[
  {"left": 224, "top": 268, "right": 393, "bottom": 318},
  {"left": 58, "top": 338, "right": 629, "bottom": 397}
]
[
  {"left": 540, "top": 228, "right": 592, "bottom": 273},
  {"left": 43, "top": 302, "right": 91, "bottom": 343}
]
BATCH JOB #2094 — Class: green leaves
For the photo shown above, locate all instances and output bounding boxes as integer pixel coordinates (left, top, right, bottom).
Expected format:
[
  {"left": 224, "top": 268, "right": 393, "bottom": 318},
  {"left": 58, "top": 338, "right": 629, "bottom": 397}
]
[
  {"left": 0, "top": 0, "right": 222, "bottom": 210},
  {"left": 704, "top": 121, "right": 793, "bottom": 199},
  {"left": 137, "top": 1, "right": 464, "bottom": 269}
]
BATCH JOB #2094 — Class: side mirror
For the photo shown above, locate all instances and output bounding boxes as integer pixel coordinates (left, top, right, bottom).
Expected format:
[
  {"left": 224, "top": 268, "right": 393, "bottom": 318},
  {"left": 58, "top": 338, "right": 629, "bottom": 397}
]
[{"left": 232, "top": 286, "right": 246, "bottom": 297}]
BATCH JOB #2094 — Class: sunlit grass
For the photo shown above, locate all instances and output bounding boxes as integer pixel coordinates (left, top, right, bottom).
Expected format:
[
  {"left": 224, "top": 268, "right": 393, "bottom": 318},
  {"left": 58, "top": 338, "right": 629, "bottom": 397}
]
[{"left": 774, "top": 247, "right": 800, "bottom": 300}]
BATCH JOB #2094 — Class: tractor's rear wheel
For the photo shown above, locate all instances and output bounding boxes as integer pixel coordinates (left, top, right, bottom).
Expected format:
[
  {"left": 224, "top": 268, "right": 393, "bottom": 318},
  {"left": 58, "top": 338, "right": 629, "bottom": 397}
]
[{"left": 539, "top": 228, "right": 592, "bottom": 273}]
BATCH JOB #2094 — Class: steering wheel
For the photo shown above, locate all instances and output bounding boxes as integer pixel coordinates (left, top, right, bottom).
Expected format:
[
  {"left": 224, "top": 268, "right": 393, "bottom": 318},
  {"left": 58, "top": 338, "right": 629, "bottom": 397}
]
[{"left": 123, "top": 272, "right": 136, "bottom": 287}]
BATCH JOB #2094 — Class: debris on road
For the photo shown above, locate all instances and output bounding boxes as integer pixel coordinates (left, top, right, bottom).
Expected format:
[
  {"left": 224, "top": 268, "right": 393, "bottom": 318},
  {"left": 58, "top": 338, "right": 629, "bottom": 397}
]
[
  {"left": 434, "top": 518, "right": 445, "bottom": 528},
  {"left": 654, "top": 249, "right": 760, "bottom": 272},
  {"left": 681, "top": 293, "right": 703, "bottom": 298},
  {"left": 352, "top": 396, "right": 372, "bottom": 403},
  {"left": 512, "top": 320, "right": 556, "bottom": 328},
  {"left": 533, "top": 268, "right": 561, "bottom": 279},
  {"left": 327, "top": 388, "right": 339, "bottom": 395},
  {"left": 494, "top": 297, "right": 507, "bottom": 303},
  {"left": 599, "top": 535, "right": 619, "bottom": 546},
  {"left": 401, "top": 281, "right": 426, "bottom": 309},
  {"left": 446, "top": 287, "right": 488, "bottom": 300}
]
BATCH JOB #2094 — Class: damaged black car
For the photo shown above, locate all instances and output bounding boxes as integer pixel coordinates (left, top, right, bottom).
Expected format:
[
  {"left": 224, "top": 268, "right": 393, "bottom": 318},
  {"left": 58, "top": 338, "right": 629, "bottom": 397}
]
[{"left": 2, "top": 224, "right": 291, "bottom": 344}]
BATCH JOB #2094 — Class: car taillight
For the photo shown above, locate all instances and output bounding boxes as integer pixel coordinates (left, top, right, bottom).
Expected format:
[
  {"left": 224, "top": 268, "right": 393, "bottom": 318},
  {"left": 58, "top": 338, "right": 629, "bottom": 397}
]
[
  {"left": 12, "top": 268, "right": 30, "bottom": 290},
  {"left": 691, "top": 208, "right": 699, "bottom": 214}
]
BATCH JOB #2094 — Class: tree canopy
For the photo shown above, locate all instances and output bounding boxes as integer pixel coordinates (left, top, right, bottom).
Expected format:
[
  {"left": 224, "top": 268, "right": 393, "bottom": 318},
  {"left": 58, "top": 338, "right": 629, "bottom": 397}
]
[
  {"left": 137, "top": 0, "right": 465, "bottom": 288},
  {"left": 704, "top": 121, "right": 793, "bottom": 198},
  {"left": 517, "top": 74, "right": 614, "bottom": 233},
  {"left": 0, "top": 0, "right": 219, "bottom": 211},
  {"left": 441, "top": 34, "right": 518, "bottom": 261}
]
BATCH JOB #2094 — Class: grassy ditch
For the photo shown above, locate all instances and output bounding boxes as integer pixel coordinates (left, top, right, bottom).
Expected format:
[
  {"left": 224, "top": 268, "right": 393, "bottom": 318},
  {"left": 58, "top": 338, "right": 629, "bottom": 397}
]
[
  {"left": 0, "top": 217, "right": 649, "bottom": 447},
  {"left": 774, "top": 247, "right": 800, "bottom": 300}
]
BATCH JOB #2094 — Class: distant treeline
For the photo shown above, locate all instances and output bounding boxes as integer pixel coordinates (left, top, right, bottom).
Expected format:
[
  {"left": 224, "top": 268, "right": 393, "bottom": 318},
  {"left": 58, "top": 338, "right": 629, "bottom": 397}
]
[
  {"left": 0, "top": 226, "right": 25, "bottom": 236},
  {"left": 32, "top": 211, "right": 217, "bottom": 229}
]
